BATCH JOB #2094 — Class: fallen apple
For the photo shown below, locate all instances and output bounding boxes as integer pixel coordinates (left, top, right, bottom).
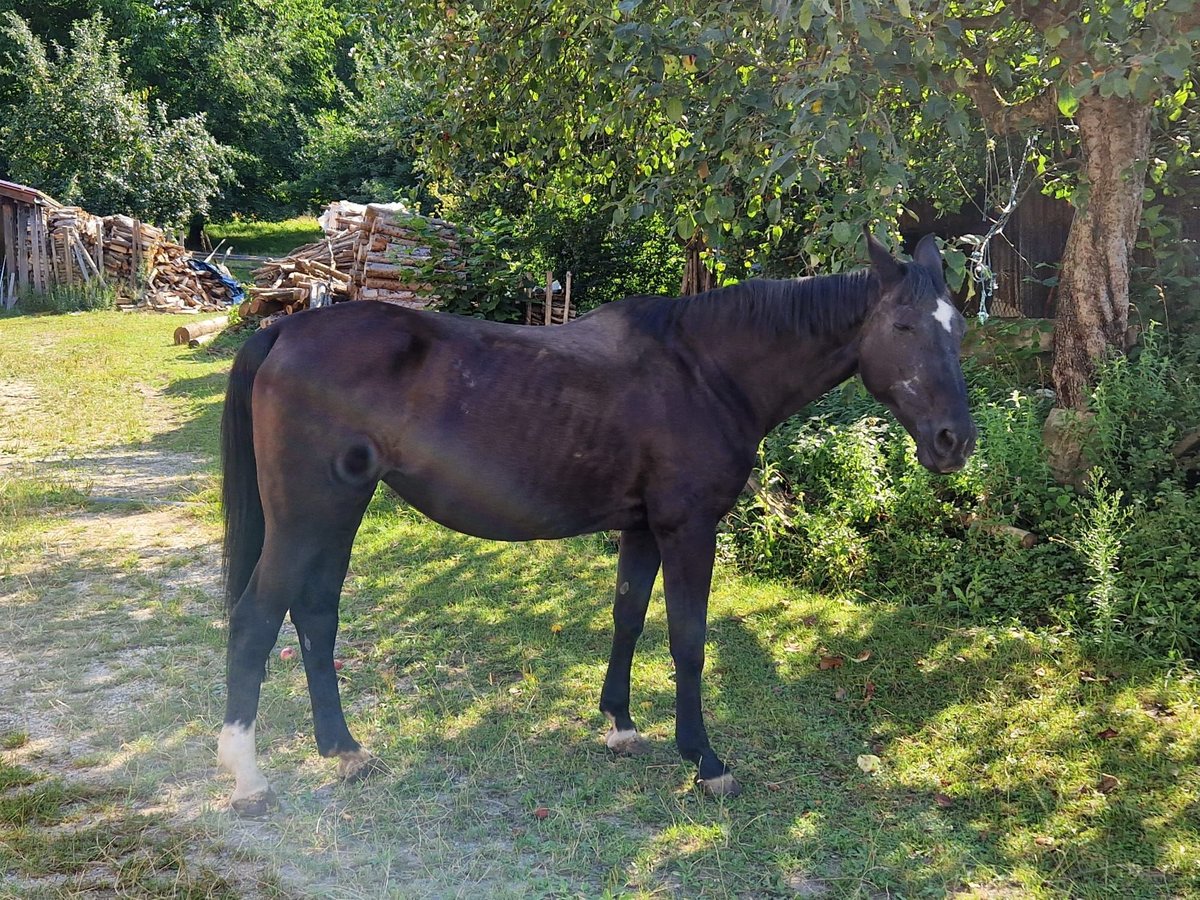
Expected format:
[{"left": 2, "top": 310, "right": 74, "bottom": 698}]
[
  {"left": 333, "top": 659, "right": 344, "bottom": 671},
  {"left": 279, "top": 647, "right": 296, "bottom": 661}
]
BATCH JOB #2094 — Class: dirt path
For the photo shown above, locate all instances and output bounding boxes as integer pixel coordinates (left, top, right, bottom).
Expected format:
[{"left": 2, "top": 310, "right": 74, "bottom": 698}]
[{"left": 0, "top": 448, "right": 366, "bottom": 897}]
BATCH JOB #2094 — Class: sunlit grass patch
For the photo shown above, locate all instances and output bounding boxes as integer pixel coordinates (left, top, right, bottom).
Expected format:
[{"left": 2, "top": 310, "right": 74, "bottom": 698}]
[{"left": 206, "top": 216, "right": 324, "bottom": 258}]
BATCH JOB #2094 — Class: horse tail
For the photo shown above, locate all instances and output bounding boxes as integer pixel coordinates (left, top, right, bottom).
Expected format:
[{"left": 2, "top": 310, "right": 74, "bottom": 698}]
[{"left": 221, "top": 327, "right": 281, "bottom": 613}]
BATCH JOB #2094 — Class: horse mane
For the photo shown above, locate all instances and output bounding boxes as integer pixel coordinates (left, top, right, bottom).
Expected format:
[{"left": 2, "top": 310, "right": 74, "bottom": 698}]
[{"left": 613, "top": 269, "right": 878, "bottom": 342}]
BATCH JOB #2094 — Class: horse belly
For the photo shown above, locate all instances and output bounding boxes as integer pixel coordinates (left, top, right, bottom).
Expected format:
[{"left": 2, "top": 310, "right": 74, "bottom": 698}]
[{"left": 381, "top": 464, "right": 643, "bottom": 542}]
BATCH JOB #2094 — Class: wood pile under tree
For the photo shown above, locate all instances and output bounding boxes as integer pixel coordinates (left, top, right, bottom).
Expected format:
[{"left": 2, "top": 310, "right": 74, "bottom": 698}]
[{"left": 246, "top": 202, "right": 468, "bottom": 325}]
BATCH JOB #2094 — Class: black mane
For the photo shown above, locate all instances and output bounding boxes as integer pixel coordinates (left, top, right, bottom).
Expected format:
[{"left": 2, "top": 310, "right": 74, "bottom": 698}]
[{"left": 612, "top": 270, "right": 877, "bottom": 341}]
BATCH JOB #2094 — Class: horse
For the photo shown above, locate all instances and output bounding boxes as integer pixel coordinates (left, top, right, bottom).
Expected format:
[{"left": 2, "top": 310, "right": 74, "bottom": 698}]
[{"left": 217, "top": 229, "right": 976, "bottom": 816}]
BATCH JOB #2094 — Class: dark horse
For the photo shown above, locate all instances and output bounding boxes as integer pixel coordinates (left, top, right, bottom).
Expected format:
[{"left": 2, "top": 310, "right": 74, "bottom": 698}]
[{"left": 218, "top": 231, "right": 975, "bottom": 815}]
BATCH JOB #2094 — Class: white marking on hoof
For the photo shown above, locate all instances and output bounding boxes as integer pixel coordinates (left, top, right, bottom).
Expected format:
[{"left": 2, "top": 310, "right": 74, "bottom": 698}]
[
  {"left": 698, "top": 772, "right": 742, "bottom": 798},
  {"left": 218, "top": 722, "right": 272, "bottom": 812},
  {"left": 605, "top": 727, "right": 647, "bottom": 756},
  {"left": 933, "top": 297, "right": 955, "bottom": 333},
  {"left": 337, "top": 749, "right": 384, "bottom": 782}
]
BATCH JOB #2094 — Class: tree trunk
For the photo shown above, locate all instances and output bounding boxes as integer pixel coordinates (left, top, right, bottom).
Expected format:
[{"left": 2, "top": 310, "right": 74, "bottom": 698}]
[
  {"left": 680, "top": 230, "right": 716, "bottom": 296},
  {"left": 185, "top": 214, "right": 209, "bottom": 252},
  {"left": 1051, "top": 93, "right": 1152, "bottom": 410}
]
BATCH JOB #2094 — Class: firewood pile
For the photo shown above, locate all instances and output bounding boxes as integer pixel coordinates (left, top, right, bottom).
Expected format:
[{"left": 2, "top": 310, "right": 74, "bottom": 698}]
[
  {"left": 245, "top": 202, "right": 467, "bottom": 326},
  {"left": 100, "top": 215, "right": 236, "bottom": 313},
  {"left": 34, "top": 202, "right": 235, "bottom": 312}
]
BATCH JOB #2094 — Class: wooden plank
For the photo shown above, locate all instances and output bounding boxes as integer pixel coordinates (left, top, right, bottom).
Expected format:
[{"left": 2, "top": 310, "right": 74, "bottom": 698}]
[
  {"left": 94, "top": 219, "right": 104, "bottom": 276},
  {"left": 30, "top": 207, "right": 44, "bottom": 295},
  {"left": 131, "top": 219, "right": 142, "bottom": 287},
  {"left": 70, "top": 233, "right": 94, "bottom": 280},
  {"left": 562, "top": 271, "right": 572, "bottom": 325},
  {"left": 14, "top": 205, "right": 28, "bottom": 295},
  {"left": 38, "top": 209, "right": 50, "bottom": 294},
  {"left": 544, "top": 270, "right": 553, "bottom": 328},
  {"left": 1, "top": 203, "right": 15, "bottom": 289}
]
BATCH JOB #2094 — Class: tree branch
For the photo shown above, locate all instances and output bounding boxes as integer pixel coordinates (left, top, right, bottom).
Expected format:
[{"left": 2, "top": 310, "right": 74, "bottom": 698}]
[{"left": 956, "top": 72, "right": 1060, "bottom": 133}]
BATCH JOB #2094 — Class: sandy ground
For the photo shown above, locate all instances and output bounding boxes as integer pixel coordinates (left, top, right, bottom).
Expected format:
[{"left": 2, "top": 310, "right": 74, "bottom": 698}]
[{"left": 0, "top": 442, "right": 354, "bottom": 897}]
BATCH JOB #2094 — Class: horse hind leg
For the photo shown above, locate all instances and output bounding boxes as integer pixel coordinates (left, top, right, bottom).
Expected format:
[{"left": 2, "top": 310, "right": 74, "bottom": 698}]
[
  {"left": 598, "top": 530, "right": 661, "bottom": 756},
  {"left": 220, "top": 478, "right": 375, "bottom": 815}
]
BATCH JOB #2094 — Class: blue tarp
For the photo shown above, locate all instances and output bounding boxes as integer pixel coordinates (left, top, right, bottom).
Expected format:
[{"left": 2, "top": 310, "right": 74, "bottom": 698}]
[{"left": 188, "top": 258, "right": 245, "bottom": 305}]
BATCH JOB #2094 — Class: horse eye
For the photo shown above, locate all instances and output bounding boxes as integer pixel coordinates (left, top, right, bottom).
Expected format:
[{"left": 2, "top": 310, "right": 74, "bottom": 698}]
[{"left": 894, "top": 322, "right": 914, "bottom": 332}]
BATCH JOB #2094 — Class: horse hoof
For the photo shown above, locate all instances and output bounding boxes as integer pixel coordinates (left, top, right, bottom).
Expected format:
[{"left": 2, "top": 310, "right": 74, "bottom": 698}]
[
  {"left": 338, "top": 750, "right": 387, "bottom": 783},
  {"left": 698, "top": 773, "right": 742, "bottom": 798},
  {"left": 605, "top": 728, "right": 649, "bottom": 756},
  {"left": 230, "top": 788, "right": 277, "bottom": 818}
]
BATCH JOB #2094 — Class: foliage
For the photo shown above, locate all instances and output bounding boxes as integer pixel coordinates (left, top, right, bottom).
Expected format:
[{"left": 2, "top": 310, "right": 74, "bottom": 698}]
[
  {"left": 205, "top": 217, "right": 325, "bottom": 257},
  {"left": 498, "top": 194, "right": 684, "bottom": 311},
  {"left": 723, "top": 336, "right": 1200, "bottom": 659},
  {"left": 14, "top": 280, "right": 117, "bottom": 315},
  {"left": 287, "top": 33, "right": 428, "bottom": 210},
  {"left": 0, "top": 13, "right": 232, "bottom": 228}
]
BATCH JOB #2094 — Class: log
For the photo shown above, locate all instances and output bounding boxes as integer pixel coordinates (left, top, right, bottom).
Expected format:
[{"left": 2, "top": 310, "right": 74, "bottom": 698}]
[
  {"left": 173, "top": 316, "right": 228, "bottom": 345},
  {"left": 962, "top": 514, "right": 1038, "bottom": 549},
  {"left": 188, "top": 332, "right": 218, "bottom": 348}
]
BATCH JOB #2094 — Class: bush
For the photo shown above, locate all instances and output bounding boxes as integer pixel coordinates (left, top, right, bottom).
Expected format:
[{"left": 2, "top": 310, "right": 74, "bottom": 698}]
[
  {"left": 721, "top": 330, "right": 1200, "bottom": 659},
  {"left": 0, "top": 13, "right": 232, "bottom": 228}
]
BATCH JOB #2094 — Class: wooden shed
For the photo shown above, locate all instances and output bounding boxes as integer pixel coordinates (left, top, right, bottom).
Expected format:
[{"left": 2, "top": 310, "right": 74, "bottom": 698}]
[
  {"left": 900, "top": 190, "right": 1073, "bottom": 319},
  {"left": 0, "top": 179, "right": 105, "bottom": 309}
]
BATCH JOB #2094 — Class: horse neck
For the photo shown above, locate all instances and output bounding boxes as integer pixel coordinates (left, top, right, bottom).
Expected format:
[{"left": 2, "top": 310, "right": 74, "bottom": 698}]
[{"left": 675, "top": 272, "right": 876, "bottom": 435}]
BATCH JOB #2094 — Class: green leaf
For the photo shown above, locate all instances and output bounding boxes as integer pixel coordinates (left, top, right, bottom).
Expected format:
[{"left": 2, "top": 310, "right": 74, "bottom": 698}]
[
  {"left": 832, "top": 220, "right": 855, "bottom": 245},
  {"left": 896, "top": 0, "right": 912, "bottom": 18},
  {"left": 666, "top": 97, "right": 684, "bottom": 122},
  {"left": 1044, "top": 25, "right": 1069, "bottom": 48},
  {"left": 1057, "top": 89, "right": 1079, "bottom": 117}
]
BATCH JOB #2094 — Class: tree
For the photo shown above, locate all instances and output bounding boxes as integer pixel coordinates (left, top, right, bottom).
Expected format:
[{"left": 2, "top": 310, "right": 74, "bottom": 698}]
[
  {"left": 391, "top": 0, "right": 1199, "bottom": 406},
  {"left": 890, "top": 1, "right": 1200, "bottom": 408},
  {"left": 0, "top": 13, "right": 232, "bottom": 228},
  {"left": 0, "top": 0, "right": 352, "bottom": 218}
]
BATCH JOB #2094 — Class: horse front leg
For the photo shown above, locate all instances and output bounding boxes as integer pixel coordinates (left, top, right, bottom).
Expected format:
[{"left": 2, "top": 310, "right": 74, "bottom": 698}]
[
  {"left": 598, "top": 529, "right": 661, "bottom": 755},
  {"left": 655, "top": 523, "right": 741, "bottom": 797}
]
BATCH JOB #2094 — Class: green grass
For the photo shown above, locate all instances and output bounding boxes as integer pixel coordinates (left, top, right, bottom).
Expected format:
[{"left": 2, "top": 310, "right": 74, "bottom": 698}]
[
  {"left": 0, "top": 761, "right": 259, "bottom": 898},
  {"left": 0, "top": 309, "right": 234, "bottom": 461},
  {"left": 205, "top": 216, "right": 324, "bottom": 258},
  {"left": 0, "top": 310, "right": 1197, "bottom": 897}
]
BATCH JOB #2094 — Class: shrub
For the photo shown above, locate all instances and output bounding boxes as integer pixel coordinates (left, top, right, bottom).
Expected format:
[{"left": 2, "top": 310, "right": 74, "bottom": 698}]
[
  {"left": 0, "top": 13, "right": 232, "bottom": 229},
  {"left": 722, "top": 329, "right": 1200, "bottom": 659}
]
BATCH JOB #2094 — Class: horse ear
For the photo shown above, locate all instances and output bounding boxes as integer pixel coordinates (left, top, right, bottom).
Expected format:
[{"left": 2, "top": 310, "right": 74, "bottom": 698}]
[
  {"left": 912, "top": 233, "right": 947, "bottom": 290},
  {"left": 864, "top": 226, "right": 903, "bottom": 289}
]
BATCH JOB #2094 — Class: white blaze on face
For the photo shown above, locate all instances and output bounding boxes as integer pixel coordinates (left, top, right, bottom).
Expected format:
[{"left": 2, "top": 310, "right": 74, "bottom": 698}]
[
  {"left": 933, "top": 297, "right": 955, "bottom": 334},
  {"left": 218, "top": 722, "right": 270, "bottom": 801}
]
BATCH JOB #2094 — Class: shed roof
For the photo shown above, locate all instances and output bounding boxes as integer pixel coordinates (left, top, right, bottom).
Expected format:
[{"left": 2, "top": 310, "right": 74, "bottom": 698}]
[{"left": 0, "top": 179, "right": 61, "bottom": 207}]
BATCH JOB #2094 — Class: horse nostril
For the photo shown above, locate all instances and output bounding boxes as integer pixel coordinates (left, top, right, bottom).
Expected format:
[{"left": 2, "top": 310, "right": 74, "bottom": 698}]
[{"left": 935, "top": 428, "right": 957, "bottom": 456}]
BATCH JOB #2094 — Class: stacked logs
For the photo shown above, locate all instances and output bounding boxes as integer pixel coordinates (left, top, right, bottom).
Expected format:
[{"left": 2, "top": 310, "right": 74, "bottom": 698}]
[
  {"left": 46, "top": 207, "right": 104, "bottom": 287},
  {"left": 100, "top": 216, "right": 233, "bottom": 312},
  {"left": 352, "top": 204, "right": 466, "bottom": 306},
  {"left": 243, "top": 232, "right": 356, "bottom": 320},
  {"left": 246, "top": 202, "right": 467, "bottom": 326}
]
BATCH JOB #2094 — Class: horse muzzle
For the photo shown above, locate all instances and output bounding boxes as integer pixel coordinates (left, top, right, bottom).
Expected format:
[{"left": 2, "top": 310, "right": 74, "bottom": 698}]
[{"left": 917, "top": 420, "right": 977, "bottom": 474}]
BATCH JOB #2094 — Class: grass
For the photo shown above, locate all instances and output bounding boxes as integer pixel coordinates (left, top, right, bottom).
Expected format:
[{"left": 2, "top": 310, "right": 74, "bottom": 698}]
[
  {"left": 0, "top": 756, "right": 263, "bottom": 898},
  {"left": 0, "top": 309, "right": 1197, "bottom": 897},
  {"left": 205, "top": 216, "right": 324, "bottom": 258}
]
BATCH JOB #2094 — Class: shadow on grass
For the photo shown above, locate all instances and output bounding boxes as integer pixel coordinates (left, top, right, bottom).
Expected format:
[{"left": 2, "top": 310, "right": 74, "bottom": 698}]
[{"left": 285, "top": 492, "right": 1198, "bottom": 897}]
